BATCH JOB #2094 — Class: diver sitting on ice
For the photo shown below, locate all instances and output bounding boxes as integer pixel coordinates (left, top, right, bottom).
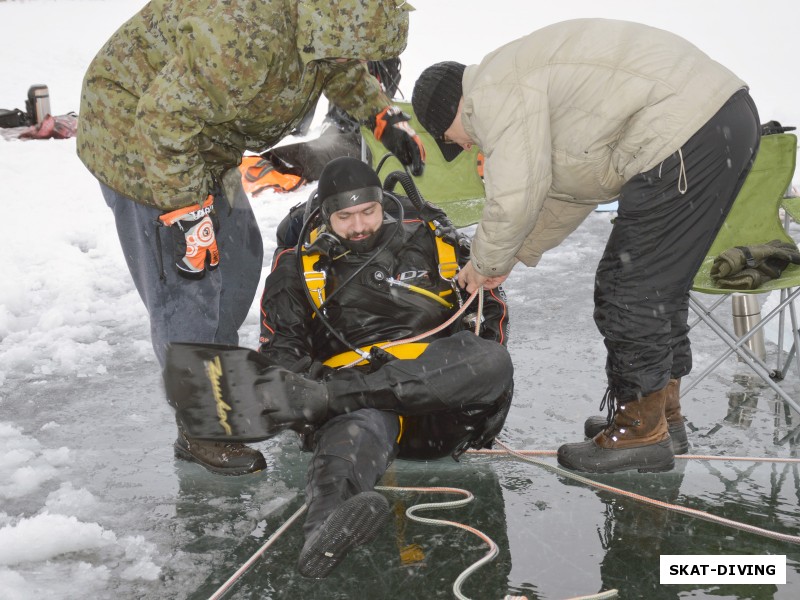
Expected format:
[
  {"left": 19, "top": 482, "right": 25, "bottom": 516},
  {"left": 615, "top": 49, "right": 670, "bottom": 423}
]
[{"left": 164, "top": 157, "right": 514, "bottom": 578}]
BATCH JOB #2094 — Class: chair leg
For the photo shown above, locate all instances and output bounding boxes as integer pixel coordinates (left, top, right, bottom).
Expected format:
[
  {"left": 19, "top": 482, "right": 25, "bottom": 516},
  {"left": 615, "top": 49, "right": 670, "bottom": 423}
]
[
  {"left": 688, "top": 294, "right": 728, "bottom": 330},
  {"left": 773, "top": 290, "right": 800, "bottom": 381},
  {"left": 690, "top": 290, "right": 800, "bottom": 380},
  {"left": 774, "top": 288, "right": 795, "bottom": 378},
  {"left": 686, "top": 294, "right": 775, "bottom": 382},
  {"left": 685, "top": 293, "right": 800, "bottom": 415}
]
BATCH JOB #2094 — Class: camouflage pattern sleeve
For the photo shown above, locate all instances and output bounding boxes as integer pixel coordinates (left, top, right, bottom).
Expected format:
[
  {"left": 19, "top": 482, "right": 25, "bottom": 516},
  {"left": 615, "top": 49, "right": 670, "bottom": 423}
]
[
  {"left": 77, "top": 0, "right": 412, "bottom": 211},
  {"left": 133, "top": 11, "right": 273, "bottom": 208},
  {"left": 323, "top": 62, "right": 391, "bottom": 124}
]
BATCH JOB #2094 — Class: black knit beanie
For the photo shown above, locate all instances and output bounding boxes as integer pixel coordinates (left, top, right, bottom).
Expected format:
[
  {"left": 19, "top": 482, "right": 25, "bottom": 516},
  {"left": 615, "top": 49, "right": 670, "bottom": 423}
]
[
  {"left": 412, "top": 61, "right": 466, "bottom": 162},
  {"left": 316, "top": 157, "right": 383, "bottom": 221}
]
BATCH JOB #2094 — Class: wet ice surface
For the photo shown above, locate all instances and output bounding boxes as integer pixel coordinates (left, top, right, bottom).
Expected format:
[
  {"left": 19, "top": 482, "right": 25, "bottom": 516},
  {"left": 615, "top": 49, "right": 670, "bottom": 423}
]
[{"left": 2, "top": 211, "right": 799, "bottom": 600}]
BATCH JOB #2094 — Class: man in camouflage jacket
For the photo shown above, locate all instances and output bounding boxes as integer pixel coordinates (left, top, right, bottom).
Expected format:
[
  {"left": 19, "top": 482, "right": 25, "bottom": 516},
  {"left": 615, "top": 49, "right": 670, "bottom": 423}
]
[{"left": 77, "top": 0, "right": 423, "bottom": 476}]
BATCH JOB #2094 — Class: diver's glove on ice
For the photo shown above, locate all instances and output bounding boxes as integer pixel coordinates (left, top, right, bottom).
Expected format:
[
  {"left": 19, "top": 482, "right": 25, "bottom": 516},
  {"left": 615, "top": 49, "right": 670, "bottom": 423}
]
[
  {"left": 158, "top": 195, "right": 220, "bottom": 279},
  {"left": 372, "top": 106, "right": 426, "bottom": 176}
]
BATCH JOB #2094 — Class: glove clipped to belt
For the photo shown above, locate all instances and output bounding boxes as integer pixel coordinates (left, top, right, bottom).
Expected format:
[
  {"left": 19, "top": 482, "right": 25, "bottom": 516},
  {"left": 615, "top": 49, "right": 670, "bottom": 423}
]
[
  {"left": 158, "top": 195, "right": 220, "bottom": 279},
  {"left": 372, "top": 106, "right": 426, "bottom": 176},
  {"left": 711, "top": 239, "right": 800, "bottom": 289}
]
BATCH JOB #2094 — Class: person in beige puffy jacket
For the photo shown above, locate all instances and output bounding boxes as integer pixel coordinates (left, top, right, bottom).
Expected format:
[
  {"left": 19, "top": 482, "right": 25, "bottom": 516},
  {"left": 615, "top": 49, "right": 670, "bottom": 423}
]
[{"left": 412, "top": 18, "right": 761, "bottom": 474}]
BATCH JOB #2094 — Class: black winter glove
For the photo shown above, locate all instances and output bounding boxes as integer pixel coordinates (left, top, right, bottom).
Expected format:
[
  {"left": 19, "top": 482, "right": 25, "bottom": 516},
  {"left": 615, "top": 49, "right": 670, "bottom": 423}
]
[
  {"left": 158, "top": 195, "right": 220, "bottom": 279},
  {"left": 373, "top": 106, "right": 426, "bottom": 176}
]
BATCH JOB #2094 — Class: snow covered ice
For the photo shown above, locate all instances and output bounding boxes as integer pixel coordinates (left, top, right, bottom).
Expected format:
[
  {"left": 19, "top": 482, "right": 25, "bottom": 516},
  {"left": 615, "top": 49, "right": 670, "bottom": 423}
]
[{"left": 1, "top": 1, "right": 800, "bottom": 599}]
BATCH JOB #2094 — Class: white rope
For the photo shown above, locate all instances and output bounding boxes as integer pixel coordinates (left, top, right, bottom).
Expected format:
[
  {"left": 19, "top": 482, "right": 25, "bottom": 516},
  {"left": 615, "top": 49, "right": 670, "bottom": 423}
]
[
  {"left": 206, "top": 473, "right": 623, "bottom": 600},
  {"left": 377, "top": 483, "right": 617, "bottom": 600},
  {"left": 471, "top": 447, "right": 800, "bottom": 464},
  {"left": 375, "top": 485, "right": 498, "bottom": 600},
  {"left": 488, "top": 440, "right": 800, "bottom": 545},
  {"left": 474, "top": 287, "right": 484, "bottom": 335}
]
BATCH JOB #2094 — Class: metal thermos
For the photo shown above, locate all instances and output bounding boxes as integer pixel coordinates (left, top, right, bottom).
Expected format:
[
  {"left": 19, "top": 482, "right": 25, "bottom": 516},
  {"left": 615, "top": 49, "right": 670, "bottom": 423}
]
[
  {"left": 731, "top": 294, "right": 767, "bottom": 362},
  {"left": 26, "top": 85, "right": 51, "bottom": 125}
]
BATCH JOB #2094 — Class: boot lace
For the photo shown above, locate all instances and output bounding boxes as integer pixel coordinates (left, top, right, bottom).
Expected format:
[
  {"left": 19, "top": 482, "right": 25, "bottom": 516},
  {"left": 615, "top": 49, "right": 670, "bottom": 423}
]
[{"left": 598, "top": 386, "right": 618, "bottom": 428}]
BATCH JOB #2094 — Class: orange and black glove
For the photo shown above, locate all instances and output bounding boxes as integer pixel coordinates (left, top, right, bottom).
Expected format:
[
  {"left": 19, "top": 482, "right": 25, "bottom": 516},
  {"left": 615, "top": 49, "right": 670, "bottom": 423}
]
[
  {"left": 158, "top": 195, "right": 220, "bottom": 279},
  {"left": 373, "top": 106, "right": 426, "bottom": 176}
]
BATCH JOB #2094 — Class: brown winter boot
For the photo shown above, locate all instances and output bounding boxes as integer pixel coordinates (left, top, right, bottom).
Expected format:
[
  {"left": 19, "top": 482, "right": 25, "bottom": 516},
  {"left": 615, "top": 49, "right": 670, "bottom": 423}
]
[
  {"left": 558, "top": 387, "right": 674, "bottom": 473},
  {"left": 583, "top": 378, "right": 689, "bottom": 455},
  {"left": 663, "top": 379, "right": 689, "bottom": 454},
  {"left": 174, "top": 427, "right": 267, "bottom": 476}
]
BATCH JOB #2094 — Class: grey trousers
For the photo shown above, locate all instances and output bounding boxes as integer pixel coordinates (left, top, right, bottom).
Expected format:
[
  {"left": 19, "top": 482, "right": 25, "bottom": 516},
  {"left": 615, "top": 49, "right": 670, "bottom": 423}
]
[{"left": 101, "top": 179, "right": 263, "bottom": 367}]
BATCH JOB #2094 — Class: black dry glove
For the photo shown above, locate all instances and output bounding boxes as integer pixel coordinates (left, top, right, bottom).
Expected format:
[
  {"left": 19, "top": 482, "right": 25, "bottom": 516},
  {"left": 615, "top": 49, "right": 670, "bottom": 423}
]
[
  {"left": 373, "top": 106, "right": 426, "bottom": 176},
  {"left": 287, "top": 355, "right": 328, "bottom": 380},
  {"left": 158, "top": 195, "right": 220, "bottom": 279}
]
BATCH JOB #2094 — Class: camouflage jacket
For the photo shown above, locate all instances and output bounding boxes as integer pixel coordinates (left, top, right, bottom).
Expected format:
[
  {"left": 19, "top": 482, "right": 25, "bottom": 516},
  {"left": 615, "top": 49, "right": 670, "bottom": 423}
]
[{"left": 77, "top": 0, "right": 411, "bottom": 211}]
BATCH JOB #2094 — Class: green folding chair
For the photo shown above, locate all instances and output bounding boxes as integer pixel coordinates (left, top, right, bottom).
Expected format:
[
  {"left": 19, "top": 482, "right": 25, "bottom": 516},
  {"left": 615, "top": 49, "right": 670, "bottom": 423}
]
[
  {"left": 686, "top": 132, "right": 800, "bottom": 413},
  {"left": 783, "top": 195, "right": 800, "bottom": 223},
  {"left": 361, "top": 101, "right": 485, "bottom": 228}
]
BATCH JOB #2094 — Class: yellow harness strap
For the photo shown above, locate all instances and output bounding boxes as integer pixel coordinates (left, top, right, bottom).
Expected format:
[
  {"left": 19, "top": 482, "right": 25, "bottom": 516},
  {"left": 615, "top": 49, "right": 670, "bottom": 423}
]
[
  {"left": 301, "top": 229, "right": 326, "bottom": 310},
  {"left": 430, "top": 222, "right": 459, "bottom": 281},
  {"left": 322, "top": 341, "right": 429, "bottom": 368},
  {"left": 324, "top": 342, "right": 429, "bottom": 445}
]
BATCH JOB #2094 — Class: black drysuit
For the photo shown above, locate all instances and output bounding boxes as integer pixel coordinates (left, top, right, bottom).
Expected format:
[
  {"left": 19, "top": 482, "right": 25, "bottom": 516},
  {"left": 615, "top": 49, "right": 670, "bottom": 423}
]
[{"left": 259, "top": 211, "right": 513, "bottom": 536}]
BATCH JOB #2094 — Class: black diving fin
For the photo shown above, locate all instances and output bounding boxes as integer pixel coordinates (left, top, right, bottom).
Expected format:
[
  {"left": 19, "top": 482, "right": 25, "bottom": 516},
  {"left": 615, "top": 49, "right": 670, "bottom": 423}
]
[{"left": 163, "top": 342, "right": 282, "bottom": 443}]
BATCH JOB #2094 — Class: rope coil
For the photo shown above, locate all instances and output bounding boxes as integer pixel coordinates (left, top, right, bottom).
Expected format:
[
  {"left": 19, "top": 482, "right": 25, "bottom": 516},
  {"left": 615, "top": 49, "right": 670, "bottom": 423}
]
[{"left": 375, "top": 485, "right": 498, "bottom": 600}]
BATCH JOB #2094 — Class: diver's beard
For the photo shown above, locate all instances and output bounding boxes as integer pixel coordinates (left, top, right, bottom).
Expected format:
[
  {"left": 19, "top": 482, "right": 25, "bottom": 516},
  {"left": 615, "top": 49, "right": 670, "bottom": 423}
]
[
  {"left": 340, "top": 230, "right": 380, "bottom": 253},
  {"left": 335, "top": 217, "right": 398, "bottom": 254},
  {"left": 346, "top": 227, "right": 379, "bottom": 242}
]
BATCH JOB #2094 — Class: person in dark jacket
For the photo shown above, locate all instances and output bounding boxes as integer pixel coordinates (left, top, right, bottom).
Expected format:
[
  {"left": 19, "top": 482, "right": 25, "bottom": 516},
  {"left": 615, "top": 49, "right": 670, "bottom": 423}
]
[
  {"left": 257, "top": 156, "right": 513, "bottom": 577},
  {"left": 77, "top": 0, "right": 425, "bottom": 476}
]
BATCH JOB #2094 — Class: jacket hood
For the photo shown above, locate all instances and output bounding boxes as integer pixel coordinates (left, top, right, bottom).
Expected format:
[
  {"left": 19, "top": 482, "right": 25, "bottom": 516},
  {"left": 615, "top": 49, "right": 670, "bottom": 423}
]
[{"left": 296, "top": 0, "right": 412, "bottom": 64}]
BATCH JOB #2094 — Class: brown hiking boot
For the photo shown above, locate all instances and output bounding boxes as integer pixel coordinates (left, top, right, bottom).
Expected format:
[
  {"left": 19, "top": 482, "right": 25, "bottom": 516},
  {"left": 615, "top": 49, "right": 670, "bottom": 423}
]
[
  {"left": 558, "top": 387, "right": 674, "bottom": 473},
  {"left": 583, "top": 378, "right": 689, "bottom": 454},
  {"left": 174, "top": 428, "right": 266, "bottom": 476}
]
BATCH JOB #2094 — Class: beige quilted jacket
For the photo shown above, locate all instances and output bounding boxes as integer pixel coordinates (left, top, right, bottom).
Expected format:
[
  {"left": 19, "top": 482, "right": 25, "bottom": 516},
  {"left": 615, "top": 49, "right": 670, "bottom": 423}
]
[{"left": 461, "top": 18, "right": 746, "bottom": 275}]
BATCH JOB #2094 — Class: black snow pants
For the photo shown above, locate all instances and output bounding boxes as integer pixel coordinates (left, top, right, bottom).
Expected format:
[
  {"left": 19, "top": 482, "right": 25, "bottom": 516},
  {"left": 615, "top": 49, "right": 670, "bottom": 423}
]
[{"left": 594, "top": 89, "right": 761, "bottom": 400}]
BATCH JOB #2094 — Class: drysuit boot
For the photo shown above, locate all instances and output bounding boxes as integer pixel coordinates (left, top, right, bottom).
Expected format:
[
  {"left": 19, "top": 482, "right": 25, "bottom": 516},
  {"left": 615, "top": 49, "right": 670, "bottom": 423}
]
[
  {"left": 173, "top": 426, "right": 267, "bottom": 476},
  {"left": 558, "top": 387, "right": 674, "bottom": 473},
  {"left": 582, "top": 378, "right": 689, "bottom": 454},
  {"left": 297, "top": 412, "right": 396, "bottom": 578},
  {"left": 298, "top": 490, "right": 390, "bottom": 578}
]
